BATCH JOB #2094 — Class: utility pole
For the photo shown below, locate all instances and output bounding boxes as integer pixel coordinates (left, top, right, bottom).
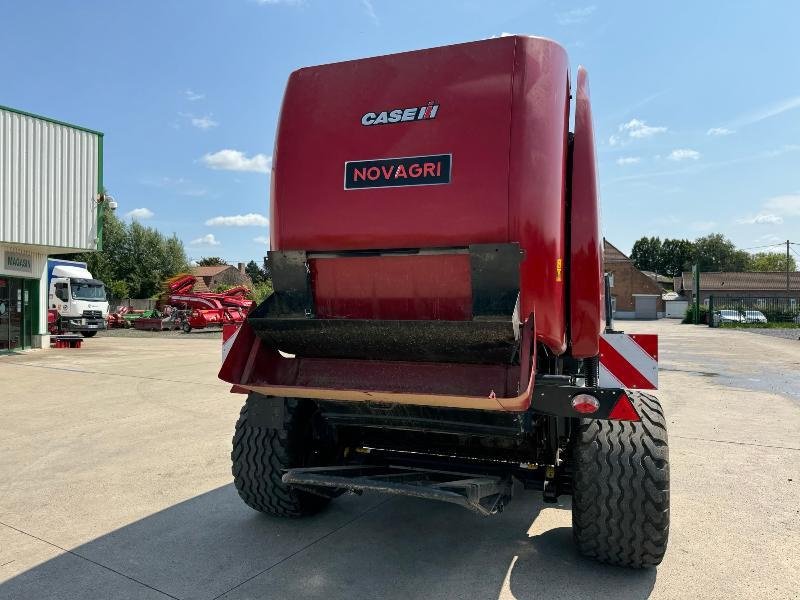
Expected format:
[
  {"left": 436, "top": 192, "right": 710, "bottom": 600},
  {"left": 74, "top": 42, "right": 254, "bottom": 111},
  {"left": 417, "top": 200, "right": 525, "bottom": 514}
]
[{"left": 788, "top": 240, "right": 791, "bottom": 295}]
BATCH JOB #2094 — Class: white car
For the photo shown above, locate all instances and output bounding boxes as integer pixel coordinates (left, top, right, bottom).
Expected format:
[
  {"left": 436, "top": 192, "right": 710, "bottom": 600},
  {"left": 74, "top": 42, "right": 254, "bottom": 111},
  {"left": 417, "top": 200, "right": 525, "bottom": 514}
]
[
  {"left": 714, "top": 309, "right": 744, "bottom": 325},
  {"left": 742, "top": 310, "right": 768, "bottom": 324}
]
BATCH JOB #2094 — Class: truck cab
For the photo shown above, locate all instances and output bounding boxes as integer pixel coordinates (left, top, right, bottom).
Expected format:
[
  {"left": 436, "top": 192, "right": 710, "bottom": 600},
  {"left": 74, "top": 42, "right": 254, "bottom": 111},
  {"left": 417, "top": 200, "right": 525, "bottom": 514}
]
[{"left": 48, "top": 262, "right": 108, "bottom": 336}]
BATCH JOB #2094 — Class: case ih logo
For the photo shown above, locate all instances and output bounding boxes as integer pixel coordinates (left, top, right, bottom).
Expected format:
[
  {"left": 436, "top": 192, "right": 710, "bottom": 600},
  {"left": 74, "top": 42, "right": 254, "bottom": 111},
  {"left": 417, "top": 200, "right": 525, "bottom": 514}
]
[
  {"left": 344, "top": 154, "right": 451, "bottom": 190},
  {"left": 361, "top": 102, "right": 439, "bottom": 126}
]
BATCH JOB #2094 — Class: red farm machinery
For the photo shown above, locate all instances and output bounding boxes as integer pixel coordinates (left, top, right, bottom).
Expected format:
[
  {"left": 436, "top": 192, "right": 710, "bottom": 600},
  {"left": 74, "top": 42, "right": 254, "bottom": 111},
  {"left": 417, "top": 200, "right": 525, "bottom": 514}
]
[
  {"left": 109, "top": 275, "right": 254, "bottom": 332},
  {"left": 219, "top": 36, "right": 669, "bottom": 568},
  {"left": 156, "top": 274, "right": 253, "bottom": 332}
]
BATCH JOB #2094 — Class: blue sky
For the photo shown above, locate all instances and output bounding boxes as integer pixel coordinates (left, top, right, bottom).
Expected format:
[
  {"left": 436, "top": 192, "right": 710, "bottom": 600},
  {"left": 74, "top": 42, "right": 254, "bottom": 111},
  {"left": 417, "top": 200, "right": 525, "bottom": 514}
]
[{"left": 3, "top": 1, "right": 800, "bottom": 262}]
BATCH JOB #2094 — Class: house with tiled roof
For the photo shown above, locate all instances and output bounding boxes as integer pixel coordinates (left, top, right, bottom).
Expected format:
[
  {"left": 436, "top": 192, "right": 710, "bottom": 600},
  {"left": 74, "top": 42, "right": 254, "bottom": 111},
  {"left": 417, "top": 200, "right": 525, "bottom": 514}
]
[
  {"left": 191, "top": 264, "right": 252, "bottom": 293},
  {"left": 603, "top": 240, "right": 667, "bottom": 319},
  {"left": 674, "top": 271, "right": 800, "bottom": 306}
]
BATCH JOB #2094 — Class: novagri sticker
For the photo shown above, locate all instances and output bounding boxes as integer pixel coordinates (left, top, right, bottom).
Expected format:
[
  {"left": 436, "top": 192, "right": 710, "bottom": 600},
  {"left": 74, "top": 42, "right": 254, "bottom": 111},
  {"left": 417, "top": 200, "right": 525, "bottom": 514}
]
[
  {"left": 599, "top": 333, "right": 658, "bottom": 390},
  {"left": 361, "top": 101, "right": 439, "bottom": 126},
  {"left": 344, "top": 154, "right": 451, "bottom": 190}
]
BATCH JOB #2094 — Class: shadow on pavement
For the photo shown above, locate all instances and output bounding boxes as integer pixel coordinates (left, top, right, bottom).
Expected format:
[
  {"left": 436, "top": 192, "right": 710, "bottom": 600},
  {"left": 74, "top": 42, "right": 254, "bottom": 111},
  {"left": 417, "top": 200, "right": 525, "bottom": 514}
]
[{"left": 1, "top": 484, "right": 657, "bottom": 600}]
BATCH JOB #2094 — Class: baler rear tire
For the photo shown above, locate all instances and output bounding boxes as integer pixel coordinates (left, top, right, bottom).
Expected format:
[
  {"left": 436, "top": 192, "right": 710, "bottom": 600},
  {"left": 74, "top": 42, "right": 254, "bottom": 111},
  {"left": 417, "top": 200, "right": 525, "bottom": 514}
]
[
  {"left": 571, "top": 391, "right": 669, "bottom": 568},
  {"left": 231, "top": 395, "right": 332, "bottom": 518}
]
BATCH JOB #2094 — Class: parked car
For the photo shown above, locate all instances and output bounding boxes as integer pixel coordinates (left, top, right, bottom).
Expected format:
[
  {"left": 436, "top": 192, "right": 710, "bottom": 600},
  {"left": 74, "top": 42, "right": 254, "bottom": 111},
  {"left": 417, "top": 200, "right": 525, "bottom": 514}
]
[
  {"left": 713, "top": 309, "right": 744, "bottom": 326},
  {"left": 742, "top": 310, "right": 768, "bottom": 324}
]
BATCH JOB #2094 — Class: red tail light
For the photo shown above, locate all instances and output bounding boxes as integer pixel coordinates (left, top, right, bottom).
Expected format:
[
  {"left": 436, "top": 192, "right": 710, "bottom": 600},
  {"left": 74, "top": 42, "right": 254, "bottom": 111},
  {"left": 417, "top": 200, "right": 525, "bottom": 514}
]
[{"left": 571, "top": 394, "right": 600, "bottom": 414}]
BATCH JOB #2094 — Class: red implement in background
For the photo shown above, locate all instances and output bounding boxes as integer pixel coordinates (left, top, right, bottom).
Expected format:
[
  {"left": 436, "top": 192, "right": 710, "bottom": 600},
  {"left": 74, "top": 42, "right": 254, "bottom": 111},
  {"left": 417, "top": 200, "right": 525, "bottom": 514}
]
[{"left": 159, "top": 274, "right": 254, "bottom": 331}]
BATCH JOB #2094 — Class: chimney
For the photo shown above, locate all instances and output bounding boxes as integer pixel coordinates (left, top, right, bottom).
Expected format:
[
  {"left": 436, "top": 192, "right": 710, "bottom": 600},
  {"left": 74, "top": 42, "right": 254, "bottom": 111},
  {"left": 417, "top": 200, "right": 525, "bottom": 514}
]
[{"left": 238, "top": 262, "right": 245, "bottom": 274}]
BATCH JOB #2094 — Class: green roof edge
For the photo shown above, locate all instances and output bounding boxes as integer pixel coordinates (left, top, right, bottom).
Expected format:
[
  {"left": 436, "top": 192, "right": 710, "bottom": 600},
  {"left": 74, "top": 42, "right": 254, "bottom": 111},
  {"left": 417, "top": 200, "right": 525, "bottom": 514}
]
[{"left": 0, "top": 103, "right": 104, "bottom": 137}]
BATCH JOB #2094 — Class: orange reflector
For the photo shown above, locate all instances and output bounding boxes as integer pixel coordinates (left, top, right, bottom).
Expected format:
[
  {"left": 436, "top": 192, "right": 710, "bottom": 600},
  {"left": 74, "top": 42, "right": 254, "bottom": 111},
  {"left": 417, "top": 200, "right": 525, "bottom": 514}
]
[
  {"left": 571, "top": 394, "right": 600, "bottom": 414},
  {"left": 608, "top": 392, "right": 640, "bottom": 421}
]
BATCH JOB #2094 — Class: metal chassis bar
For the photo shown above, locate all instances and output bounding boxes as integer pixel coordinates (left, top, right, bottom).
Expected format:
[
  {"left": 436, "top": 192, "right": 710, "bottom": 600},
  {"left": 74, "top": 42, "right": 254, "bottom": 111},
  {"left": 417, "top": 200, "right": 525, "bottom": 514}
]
[{"left": 282, "top": 464, "right": 514, "bottom": 516}]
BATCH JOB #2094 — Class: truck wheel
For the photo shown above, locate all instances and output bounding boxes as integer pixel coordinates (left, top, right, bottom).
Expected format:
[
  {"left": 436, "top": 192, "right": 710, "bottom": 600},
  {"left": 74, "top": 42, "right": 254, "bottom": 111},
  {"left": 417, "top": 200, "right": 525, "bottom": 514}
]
[
  {"left": 81, "top": 331, "right": 97, "bottom": 338},
  {"left": 571, "top": 391, "right": 669, "bottom": 568},
  {"left": 231, "top": 395, "right": 333, "bottom": 517},
  {"left": 182, "top": 322, "right": 192, "bottom": 333}
]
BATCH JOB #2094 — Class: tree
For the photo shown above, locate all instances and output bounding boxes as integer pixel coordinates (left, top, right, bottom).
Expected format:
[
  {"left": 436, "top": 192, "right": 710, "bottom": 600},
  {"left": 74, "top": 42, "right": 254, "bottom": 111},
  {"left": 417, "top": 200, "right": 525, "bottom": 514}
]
[
  {"left": 196, "top": 257, "right": 229, "bottom": 267},
  {"left": 630, "top": 237, "right": 663, "bottom": 273},
  {"left": 52, "top": 204, "right": 190, "bottom": 299},
  {"left": 693, "top": 234, "right": 750, "bottom": 272},
  {"left": 245, "top": 260, "right": 268, "bottom": 285},
  {"left": 749, "top": 251, "right": 796, "bottom": 272},
  {"left": 659, "top": 238, "right": 695, "bottom": 277}
]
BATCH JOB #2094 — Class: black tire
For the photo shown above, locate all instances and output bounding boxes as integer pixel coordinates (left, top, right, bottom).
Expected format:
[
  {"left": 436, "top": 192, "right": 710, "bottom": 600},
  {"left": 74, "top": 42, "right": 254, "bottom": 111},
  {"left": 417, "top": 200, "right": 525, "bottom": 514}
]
[
  {"left": 81, "top": 331, "right": 97, "bottom": 338},
  {"left": 231, "top": 395, "right": 333, "bottom": 517},
  {"left": 182, "top": 322, "right": 192, "bottom": 334},
  {"left": 571, "top": 391, "right": 669, "bottom": 568}
]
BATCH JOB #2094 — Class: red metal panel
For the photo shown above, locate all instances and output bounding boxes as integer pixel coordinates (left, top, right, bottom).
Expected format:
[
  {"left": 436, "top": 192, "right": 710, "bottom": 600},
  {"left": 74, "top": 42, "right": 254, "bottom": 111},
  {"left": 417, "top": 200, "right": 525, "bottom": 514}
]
[
  {"left": 508, "top": 37, "right": 570, "bottom": 354},
  {"left": 310, "top": 254, "right": 471, "bottom": 320},
  {"left": 272, "top": 38, "right": 515, "bottom": 251},
  {"left": 569, "top": 66, "right": 604, "bottom": 358}
]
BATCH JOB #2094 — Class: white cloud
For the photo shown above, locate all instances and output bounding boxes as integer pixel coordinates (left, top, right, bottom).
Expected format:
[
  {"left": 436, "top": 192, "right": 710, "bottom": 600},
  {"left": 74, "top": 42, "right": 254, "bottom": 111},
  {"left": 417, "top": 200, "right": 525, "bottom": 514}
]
[
  {"left": 205, "top": 213, "right": 269, "bottom": 227},
  {"left": 707, "top": 127, "right": 734, "bottom": 136},
  {"left": 125, "top": 207, "right": 154, "bottom": 220},
  {"left": 608, "top": 135, "right": 620, "bottom": 146},
  {"left": 616, "top": 156, "right": 641, "bottom": 166},
  {"left": 253, "top": 236, "right": 270, "bottom": 245},
  {"left": 360, "top": 0, "right": 379, "bottom": 24},
  {"left": 202, "top": 149, "right": 271, "bottom": 174},
  {"left": 729, "top": 95, "right": 800, "bottom": 129},
  {"left": 184, "top": 89, "right": 205, "bottom": 101},
  {"left": 667, "top": 148, "right": 701, "bottom": 161},
  {"left": 764, "top": 194, "right": 800, "bottom": 217},
  {"left": 191, "top": 115, "right": 218, "bottom": 130},
  {"left": 556, "top": 5, "right": 596, "bottom": 25},
  {"left": 179, "top": 112, "right": 218, "bottom": 130},
  {"left": 189, "top": 234, "right": 220, "bottom": 246},
  {"left": 620, "top": 118, "right": 667, "bottom": 139},
  {"left": 737, "top": 213, "right": 784, "bottom": 225}
]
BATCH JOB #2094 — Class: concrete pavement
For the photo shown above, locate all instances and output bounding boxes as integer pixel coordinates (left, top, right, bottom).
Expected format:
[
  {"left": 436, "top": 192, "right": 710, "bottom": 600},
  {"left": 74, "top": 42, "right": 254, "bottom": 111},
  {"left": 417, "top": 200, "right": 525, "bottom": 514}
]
[{"left": 1, "top": 320, "right": 798, "bottom": 599}]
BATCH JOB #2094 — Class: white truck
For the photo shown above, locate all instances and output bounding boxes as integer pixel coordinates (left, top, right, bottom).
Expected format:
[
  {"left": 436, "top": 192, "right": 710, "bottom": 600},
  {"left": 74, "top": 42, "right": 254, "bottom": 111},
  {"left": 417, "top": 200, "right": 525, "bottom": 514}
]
[{"left": 47, "top": 259, "right": 109, "bottom": 337}]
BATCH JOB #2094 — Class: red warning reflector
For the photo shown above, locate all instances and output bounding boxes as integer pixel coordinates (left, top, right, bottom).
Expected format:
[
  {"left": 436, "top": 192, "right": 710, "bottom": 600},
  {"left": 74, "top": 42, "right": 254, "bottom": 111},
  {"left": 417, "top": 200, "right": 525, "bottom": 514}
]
[
  {"left": 571, "top": 394, "right": 600, "bottom": 414},
  {"left": 608, "top": 392, "right": 640, "bottom": 421}
]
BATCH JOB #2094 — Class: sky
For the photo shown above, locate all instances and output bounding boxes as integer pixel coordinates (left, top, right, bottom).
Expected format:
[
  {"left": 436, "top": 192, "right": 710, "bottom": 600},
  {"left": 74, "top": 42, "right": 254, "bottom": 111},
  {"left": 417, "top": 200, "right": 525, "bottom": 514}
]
[{"left": 2, "top": 1, "right": 800, "bottom": 263}]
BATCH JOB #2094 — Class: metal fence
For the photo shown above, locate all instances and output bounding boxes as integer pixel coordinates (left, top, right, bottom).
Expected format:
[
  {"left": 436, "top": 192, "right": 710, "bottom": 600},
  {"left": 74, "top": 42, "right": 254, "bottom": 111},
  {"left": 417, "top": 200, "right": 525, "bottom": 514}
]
[{"left": 708, "top": 295, "right": 800, "bottom": 327}]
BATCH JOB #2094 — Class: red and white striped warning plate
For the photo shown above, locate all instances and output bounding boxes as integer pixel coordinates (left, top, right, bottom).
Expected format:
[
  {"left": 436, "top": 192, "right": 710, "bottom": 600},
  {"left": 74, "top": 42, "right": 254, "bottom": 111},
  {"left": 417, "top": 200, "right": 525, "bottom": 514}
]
[
  {"left": 222, "top": 323, "right": 241, "bottom": 362},
  {"left": 599, "top": 333, "right": 658, "bottom": 390}
]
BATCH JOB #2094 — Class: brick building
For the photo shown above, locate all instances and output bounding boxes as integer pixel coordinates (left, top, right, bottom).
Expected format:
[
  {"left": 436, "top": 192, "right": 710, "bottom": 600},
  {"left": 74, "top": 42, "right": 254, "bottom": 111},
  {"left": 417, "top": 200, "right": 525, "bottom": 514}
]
[
  {"left": 604, "top": 240, "right": 666, "bottom": 319},
  {"left": 191, "top": 264, "right": 252, "bottom": 293}
]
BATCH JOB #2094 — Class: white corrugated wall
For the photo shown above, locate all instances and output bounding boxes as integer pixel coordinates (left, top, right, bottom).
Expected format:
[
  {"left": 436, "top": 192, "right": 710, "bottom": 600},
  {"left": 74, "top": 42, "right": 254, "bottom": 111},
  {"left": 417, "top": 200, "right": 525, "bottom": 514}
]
[{"left": 0, "top": 108, "right": 100, "bottom": 251}]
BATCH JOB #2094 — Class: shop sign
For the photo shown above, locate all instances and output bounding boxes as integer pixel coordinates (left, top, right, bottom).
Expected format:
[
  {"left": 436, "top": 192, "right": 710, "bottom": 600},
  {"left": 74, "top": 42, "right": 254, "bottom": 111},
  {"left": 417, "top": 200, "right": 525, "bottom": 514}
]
[{"left": 4, "top": 250, "right": 33, "bottom": 274}]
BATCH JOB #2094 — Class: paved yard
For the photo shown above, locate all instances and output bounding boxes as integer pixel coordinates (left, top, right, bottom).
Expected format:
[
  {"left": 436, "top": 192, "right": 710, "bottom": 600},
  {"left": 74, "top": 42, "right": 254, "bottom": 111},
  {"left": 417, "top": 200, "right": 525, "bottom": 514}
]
[{"left": 1, "top": 320, "right": 798, "bottom": 599}]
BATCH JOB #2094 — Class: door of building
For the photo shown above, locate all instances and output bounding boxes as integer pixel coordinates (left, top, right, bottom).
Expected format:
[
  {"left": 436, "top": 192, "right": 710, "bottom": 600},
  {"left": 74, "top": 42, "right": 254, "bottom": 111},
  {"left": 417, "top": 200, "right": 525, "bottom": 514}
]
[
  {"left": 634, "top": 294, "right": 658, "bottom": 320},
  {"left": 0, "top": 277, "right": 9, "bottom": 350},
  {"left": 0, "top": 277, "right": 33, "bottom": 351}
]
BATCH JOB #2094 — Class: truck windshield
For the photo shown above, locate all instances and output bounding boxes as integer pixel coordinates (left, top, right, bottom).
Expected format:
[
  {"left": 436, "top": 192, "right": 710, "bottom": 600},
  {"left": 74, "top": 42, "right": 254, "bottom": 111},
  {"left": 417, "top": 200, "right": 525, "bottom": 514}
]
[{"left": 71, "top": 282, "right": 106, "bottom": 300}]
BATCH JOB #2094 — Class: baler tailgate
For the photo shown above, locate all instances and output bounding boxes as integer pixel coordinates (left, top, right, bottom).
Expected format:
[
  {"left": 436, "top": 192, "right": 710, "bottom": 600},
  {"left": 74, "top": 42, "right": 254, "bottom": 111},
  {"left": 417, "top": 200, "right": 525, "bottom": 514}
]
[{"left": 282, "top": 465, "right": 513, "bottom": 516}]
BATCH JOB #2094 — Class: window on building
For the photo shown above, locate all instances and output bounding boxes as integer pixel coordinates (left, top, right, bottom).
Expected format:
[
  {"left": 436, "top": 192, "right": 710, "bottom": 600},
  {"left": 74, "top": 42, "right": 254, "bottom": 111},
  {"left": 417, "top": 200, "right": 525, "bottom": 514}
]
[{"left": 608, "top": 274, "right": 614, "bottom": 288}]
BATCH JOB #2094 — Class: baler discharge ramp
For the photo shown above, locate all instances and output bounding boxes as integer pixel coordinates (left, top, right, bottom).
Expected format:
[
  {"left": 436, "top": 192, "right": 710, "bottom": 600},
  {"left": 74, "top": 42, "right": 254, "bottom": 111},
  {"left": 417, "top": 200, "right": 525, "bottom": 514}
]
[{"left": 249, "top": 244, "right": 522, "bottom": 364}]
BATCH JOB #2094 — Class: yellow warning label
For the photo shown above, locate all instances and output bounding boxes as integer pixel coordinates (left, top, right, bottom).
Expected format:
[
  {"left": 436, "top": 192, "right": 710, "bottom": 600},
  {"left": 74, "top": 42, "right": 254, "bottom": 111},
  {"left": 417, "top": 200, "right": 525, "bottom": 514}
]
[{"left": 556, "top": 258, "right": 563, "bottom": 282}]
